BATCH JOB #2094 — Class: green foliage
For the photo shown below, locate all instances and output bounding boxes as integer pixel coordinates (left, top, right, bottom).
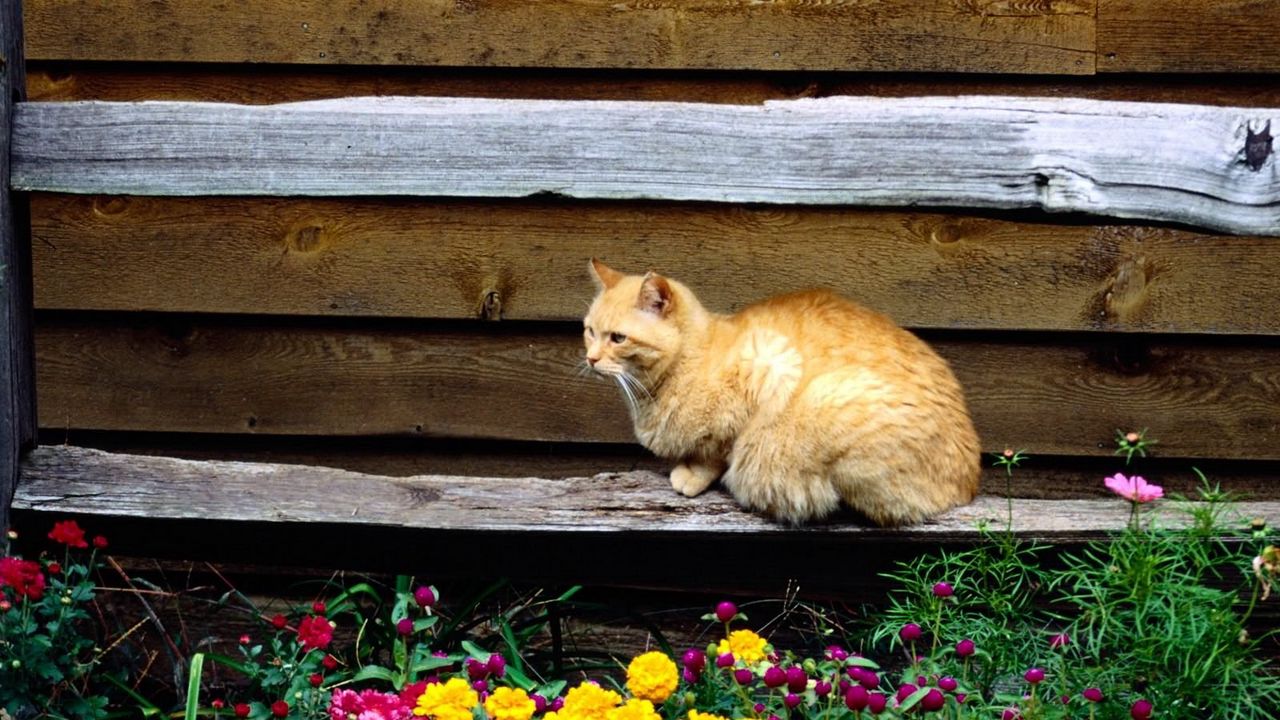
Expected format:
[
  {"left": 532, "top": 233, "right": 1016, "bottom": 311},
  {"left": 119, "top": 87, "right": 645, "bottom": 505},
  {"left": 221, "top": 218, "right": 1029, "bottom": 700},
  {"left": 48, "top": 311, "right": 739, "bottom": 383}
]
[{"left": 0, "top": 526, "right": 110, "bottom": 720}]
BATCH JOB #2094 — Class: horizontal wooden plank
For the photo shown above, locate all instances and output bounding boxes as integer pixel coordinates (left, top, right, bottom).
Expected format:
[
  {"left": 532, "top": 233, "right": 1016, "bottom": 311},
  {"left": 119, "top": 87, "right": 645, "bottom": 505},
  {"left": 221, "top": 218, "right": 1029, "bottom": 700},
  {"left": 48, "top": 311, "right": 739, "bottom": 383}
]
[
  {"left": 30, "top": 194, "right": 1280, "bottom": 334},
  {"left": 23, "top": 0, "right": 1096, "bottom": 74},
  {"left": 1099, "top": 0, "right": 1280, "bottom": 73},
  {"left": 29, "top": 64, "right": 1280, "bottom": 108},
  {"left": 14, "top": 96, "right": 1280, "bottom": 234},
  {"left": 54, "top": 431, "right": 1280, "bottom": 500},
  {"left": 19, "top": 445, "right": 1279, "bottom": 540},
  {"left": 34, "top": 316, "right": 1280, "bottom": 459}
]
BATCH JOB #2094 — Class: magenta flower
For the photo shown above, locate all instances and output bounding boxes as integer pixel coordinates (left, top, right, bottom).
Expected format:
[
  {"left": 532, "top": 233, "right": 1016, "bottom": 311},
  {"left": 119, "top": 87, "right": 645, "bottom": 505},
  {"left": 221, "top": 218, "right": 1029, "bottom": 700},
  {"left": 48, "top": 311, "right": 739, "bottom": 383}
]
[
  {"left": 681, "top": 648, "right": 706, "bottom": 672},
  {"left": 1104, "top": 473, "right": 1164, "bottom": 503},
  {"left": 1131, "top": 699, "right": 1154, "bottom": 720},
  {"left": 867, "top": 693, "right": 888, "bottom": 714},
  {"left": 899, "top": 623, "right": 923, "bottom": 642},
  {"left": 714, "top": 601, "right": 738, "bottom": 623},
  {"left": 845, "top": 686, "right": 869, "bottom": 711},
  {"left": 1049, "top": 633, "right": 1070, "bottom": 649},
  {"left": 734, "top": 668, "right": 753, "bottom": 685},
  {"left": 932, "top": 582, "right": 954, "bottom": 598},
  {"left": 1024, "top": 668, "right": 1045, "bottom": 684},
  {"left": 785, "top": 667, "right": 808, "bottom": 693},
  {"left": 327, "top": 689, "right": 413, "bottom": 720},
  {"left": 920, "top": 689, "right": 945, "bottom": 712},
  {"left": 1083, "top": 688, "right": 1104, "bottom": 703},
  {"left": 763, "top": 666, "right": 787, "bottom": 688},
  {"left": 955, "top": 639, "right": 976, "bottom": 657},
  {"left": 938, "top": 677, "right": 958, "bottom": 692}
]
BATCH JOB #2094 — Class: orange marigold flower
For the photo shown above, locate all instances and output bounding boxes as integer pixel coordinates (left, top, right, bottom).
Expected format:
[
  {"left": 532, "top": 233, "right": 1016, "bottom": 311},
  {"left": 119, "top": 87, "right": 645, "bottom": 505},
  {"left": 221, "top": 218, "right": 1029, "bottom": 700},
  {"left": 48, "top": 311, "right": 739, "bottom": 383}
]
[
  {"left": 625, "top": 651, "right": 679, "bottom": 704},
  {"left": 716, "top": 629, "right": 768, "bottom": 665}
]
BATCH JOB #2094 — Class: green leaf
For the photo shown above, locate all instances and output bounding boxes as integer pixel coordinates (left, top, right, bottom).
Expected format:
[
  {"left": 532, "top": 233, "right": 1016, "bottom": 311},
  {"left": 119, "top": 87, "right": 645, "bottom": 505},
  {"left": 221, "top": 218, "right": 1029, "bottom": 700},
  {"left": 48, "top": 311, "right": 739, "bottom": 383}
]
[
  {"left": 503, "top": 664, "right": 537, "bottom": 692},
  {"left": 410, "top": 656, "right": 457, "bottom": 674},
  {"left": 351, "top": 665, "right": 399, "bottom": 685},
  {"left": 203, "top": 652, "right": 253, "bottom": 675},
  {"left": 100, "top": 674, "right": 163, "bottom": 717},
  {"left": 185, "top": 654, "right": 204, "bottom": 720},
  {"left": 897, "top": 686, "right": 930, "bottom": 713},
  {"left": 537, "top": 680, "right": 567, "bottom": 700},
  {"left": 461, "top": 640, "right": 490, "bottom": 662}
]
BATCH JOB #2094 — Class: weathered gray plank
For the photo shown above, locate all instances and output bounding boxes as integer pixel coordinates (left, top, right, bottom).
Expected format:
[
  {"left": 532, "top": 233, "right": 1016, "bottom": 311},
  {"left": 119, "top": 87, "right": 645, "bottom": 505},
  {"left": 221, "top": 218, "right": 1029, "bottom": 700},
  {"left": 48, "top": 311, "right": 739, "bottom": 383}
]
[
  {"left": 15, "top": 446, "right": 1279, "bottom": 540},
  {"left": 1, "top": 0, "right": 35, "bottom": 534},
  {"left": 11, "top": 96, "right": 1280, "bottom": 235}
]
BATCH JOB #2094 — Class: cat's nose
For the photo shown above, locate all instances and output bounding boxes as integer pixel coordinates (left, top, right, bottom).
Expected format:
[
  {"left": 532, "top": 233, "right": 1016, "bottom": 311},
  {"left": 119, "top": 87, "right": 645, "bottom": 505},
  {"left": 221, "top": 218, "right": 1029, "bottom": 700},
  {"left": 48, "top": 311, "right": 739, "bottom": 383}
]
[{"left": 586, "top": 356, "right": 599, "bottom": 366}]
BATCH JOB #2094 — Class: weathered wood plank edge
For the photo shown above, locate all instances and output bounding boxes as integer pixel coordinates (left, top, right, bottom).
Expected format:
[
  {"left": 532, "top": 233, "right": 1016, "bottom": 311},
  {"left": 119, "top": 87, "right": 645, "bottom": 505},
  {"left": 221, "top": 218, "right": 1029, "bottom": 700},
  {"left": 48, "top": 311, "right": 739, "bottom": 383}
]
[
  {"left": 15, "top": 447, "right": 1279, "bottom": 541},
  {"left": 11, "top": 96, "right": 1279, "bottom": 235}
]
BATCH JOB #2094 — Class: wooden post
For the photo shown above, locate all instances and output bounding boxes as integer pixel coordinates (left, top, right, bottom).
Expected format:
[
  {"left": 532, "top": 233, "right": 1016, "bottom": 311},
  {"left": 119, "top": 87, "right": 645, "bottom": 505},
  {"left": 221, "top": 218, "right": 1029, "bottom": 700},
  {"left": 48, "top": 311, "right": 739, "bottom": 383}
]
[{"left": 1, "top": 0, "right": 35, "bottom": 533}]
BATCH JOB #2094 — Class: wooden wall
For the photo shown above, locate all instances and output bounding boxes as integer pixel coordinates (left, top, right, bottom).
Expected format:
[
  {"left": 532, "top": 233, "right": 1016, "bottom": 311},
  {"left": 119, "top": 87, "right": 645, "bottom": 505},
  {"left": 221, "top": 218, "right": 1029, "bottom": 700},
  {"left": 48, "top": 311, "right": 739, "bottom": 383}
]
[{"left": 20, "top": 1, "right": 1280, "bottom": 508}]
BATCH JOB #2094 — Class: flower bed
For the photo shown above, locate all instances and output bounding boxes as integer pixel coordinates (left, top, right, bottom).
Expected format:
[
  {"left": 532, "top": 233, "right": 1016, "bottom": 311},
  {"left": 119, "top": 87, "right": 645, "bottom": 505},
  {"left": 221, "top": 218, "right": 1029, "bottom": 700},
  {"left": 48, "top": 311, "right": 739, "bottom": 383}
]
[{"left": 2, "top": 433, "right": 1279, "bottom": 720}]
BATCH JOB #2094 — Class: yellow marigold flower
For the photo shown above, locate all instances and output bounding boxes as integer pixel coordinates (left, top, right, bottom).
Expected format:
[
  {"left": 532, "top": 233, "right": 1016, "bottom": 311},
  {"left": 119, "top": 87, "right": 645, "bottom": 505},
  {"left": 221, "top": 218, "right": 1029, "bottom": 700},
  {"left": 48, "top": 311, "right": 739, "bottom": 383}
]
[
  {"left": 625, "top": 651, "right": 679, "bottom": 704},
  {"left": 687, "top": 712, "right": 729, "bottom": 720},
  {"left": 606, "top": 699, "right": 661, "bottom": 720},
  {"left": 716, "top": 629, "right": 768, "bottom": 665},
  {"left": 484, "top": 686, "right": 537, "bottom": 720},
  {"left": 414, "top": 677, "right": 479, "bottom": 720},
  {"left": 558, "top": 682, "right": 621, "bottom": 720}
]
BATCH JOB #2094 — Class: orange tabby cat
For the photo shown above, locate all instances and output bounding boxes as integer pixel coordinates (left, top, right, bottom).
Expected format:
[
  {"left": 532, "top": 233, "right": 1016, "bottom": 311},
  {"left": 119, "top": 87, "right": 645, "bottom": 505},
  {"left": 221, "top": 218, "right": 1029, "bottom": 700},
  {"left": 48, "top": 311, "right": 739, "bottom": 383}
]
[{"left": 583, "top": 259, "right": 980, "bottom": 526}]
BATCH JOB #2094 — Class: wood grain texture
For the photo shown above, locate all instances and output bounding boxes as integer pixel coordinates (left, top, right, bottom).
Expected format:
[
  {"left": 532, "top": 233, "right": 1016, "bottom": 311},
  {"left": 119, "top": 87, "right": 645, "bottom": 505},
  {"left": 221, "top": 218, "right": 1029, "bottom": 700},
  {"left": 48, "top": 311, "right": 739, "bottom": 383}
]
[
  {"left": 23, "top": 0, "right": 1096, "bottom": 74},
  {"left": 29, "top": 64, "right": 1280, "bottom": 108},
  {"left": 1099, "top": 0, "right": 1280, "bottom": 73},
  {"left": 19, "top": 445, "right": 1279, "bottom": 540},
  {"left": 0, "top": 0, "right": 34, "bottom": 532},
  {"left": 13, "top": 96, "right": 1280, "bottom": 234},
  {"left": 33, "top": 316, "right": 1280, "bottom": 460},
  {"left": 29, "top": 194, "right": 1280, "bottom": 335},
  {"left": 54, "top": 432, "right": 1280, "bottom": 500}
]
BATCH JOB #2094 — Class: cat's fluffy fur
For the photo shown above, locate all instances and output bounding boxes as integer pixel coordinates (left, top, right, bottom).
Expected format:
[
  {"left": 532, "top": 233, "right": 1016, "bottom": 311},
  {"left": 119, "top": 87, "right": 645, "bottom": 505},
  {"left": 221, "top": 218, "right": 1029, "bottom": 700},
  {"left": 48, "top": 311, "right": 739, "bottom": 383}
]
[{"left": 583, "top": 259, "right": 980, "bottom": 526}]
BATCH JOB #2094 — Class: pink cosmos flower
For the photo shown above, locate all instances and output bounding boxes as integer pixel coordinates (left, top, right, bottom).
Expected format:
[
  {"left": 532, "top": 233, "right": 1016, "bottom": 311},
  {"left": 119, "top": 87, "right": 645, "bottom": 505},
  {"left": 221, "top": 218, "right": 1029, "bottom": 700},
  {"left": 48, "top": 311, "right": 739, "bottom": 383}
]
[{"left": 1104, "top": 473, "right": 1163, "bottom": 503}]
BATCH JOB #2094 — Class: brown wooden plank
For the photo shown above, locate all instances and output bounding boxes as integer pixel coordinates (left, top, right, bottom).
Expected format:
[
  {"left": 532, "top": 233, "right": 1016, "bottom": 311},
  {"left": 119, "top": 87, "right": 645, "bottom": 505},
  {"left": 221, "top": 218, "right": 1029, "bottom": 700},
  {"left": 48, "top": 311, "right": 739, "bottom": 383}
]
[
  {"left": 24, "top": 0, "right": 1096, "bottom": 74},
  {"left": 33, "top": 316, "right": 1280, "bottom": 460},
  {"left": 19, "top": 445, "right": 1278, "bottom": 539},
  {"left": 30, "top": 194, "right": 1280, "bottom": 334},
  {"left": 1099, "top": 0, "right": 1280, "bottom": 73},
  {"left": 28, "top": 64, "right": 1280, "bottom": 107}
]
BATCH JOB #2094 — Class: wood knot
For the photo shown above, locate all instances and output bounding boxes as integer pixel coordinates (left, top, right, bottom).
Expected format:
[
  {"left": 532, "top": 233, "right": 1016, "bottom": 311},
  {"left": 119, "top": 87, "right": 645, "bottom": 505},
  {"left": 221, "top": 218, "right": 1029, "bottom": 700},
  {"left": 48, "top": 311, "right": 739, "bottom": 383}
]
[
  {"left": 1103, "top": 255, "right": 1153, "bottom": 322},
  {"left": 285, "top": 221, "right": 328, "bottom": 253},
  {"left": 91, "top": 196, "right": 131, "bottom": 217},
  {"left": 929, "top": 223, "right": 963, "bottom": 245},
  {"left": 479, "top": 288, "right": 502, "bottom": 321},
  {"left": 1245, "top": 120, "right": 1273, "bottom": 172}
]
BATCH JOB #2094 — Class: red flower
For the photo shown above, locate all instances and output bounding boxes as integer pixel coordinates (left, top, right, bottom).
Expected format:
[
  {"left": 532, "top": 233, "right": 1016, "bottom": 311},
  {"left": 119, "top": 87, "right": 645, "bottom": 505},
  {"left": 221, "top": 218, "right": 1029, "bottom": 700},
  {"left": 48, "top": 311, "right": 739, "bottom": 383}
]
[
  {"left": 233, "top": 704, "right": 250, "bottom": 718},
  {"left": 311, "top": 600, "right": 326, "bottom": 614},
  {"left": 238, "top": 634, "right": 251, "bottom": 645},
  {"left": 92, "top": 535, "right": 108, "bottom": 549},
  {"left": 322, "top": 654, "right": 339, "bottom": 670},
  {"left": 47, "top": 562, "right": 62, "bottom": 575},
  {"left": 309, "top": 672, "right": 323, "bottom": 687},
  {"left": 270, "top": 613, "right": 287, "bottom": 629},
  {"left": 271, "top": 700, "right": 289, "bottom": 717},
  {"left": 48, "top": 520, "right": 89, "bottom": 548},
  {"left": 0, "top": 557, "right": 46, "bottom": 600},
  {"left": 211, "top": 699, "right": 225, "bottom": 710},
  {"left": 297, "top": 614, "right": 333, "bottom": 651},
  {"left": 400, "top": 680, "right": 429, "bottom": 706}
]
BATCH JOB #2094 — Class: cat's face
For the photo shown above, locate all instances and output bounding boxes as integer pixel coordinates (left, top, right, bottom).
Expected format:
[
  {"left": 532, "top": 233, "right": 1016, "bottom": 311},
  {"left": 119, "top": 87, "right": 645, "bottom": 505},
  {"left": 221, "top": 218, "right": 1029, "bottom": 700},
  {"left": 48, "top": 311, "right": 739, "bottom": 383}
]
[{"left": 583, "top": 259, "right": 682, "bottom": 392}]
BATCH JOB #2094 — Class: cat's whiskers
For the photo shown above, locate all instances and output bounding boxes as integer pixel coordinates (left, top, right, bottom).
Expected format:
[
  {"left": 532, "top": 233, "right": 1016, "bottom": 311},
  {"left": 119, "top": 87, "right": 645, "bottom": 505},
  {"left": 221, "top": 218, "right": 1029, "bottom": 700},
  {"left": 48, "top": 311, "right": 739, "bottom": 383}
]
[{"left": 613, "top": 373, "right": 640, "bottom": 415}]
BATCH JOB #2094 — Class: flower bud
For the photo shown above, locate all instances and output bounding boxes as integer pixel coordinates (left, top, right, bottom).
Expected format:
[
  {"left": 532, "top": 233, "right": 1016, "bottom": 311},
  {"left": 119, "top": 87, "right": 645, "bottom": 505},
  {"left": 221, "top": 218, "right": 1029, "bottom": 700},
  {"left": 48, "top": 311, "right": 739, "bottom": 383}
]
[
  {"left": 920, "top": 689, "right": 945, "bottom": 712},
  {"left": 955, "top": 639, "right": 976, "bottom": 657},
  {"left": 486, "top": 653, "right": 506, "bottom": 678},
  {"left": 1131, "top": 699, "right": 1153, "bottom": 720},
  {"left": 899, "top": 623, "right": 923, "bottom": 642},
  {"left": 734, "top": 668, "right": 753, "bottom": 685},
  {"left": 396, "top": 618, "right": 414, "bottom": 635},
  {"left": 1024, "top": 667, "right": 1045, "bottom": 684},
  {"left": 715, "top": 652, "right": 734, "bottom": 668},
  {"left": 786, "top": 666, "right": 808, "bottom": 693},
  {"left": 763, "top": 666, "right": 786, "bottom": 688},
  {"left": 681, "top": 648, "right": 706, "bottom": 672},
  {"left": 1083, "top": 688, "right": 1104, "bottom": 703},
  {"left": 938, "top": 676, "right": 958, "bottom": 692},
  {"left": 932, "top": 582, "right": 954, "bottom": 598},
  {"left": 784, "top": 693, "right": 801, "bottom": 709}
]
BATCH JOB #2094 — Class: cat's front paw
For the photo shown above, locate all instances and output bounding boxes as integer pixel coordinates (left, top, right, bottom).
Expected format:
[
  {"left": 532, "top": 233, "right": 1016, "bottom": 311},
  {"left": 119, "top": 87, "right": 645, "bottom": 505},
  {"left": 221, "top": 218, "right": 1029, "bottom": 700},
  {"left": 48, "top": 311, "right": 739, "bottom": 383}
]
[{"left": 670, "top": 462, "right": 717, "bottom": 497}]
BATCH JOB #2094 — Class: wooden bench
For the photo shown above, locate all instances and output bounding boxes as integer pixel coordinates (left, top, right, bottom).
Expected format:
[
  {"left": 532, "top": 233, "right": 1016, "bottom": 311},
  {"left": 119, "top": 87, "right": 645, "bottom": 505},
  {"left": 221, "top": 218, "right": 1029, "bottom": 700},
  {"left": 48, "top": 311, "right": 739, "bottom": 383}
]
[{"left": 3, "top": 0, "right": 1280, "bottom": 589}]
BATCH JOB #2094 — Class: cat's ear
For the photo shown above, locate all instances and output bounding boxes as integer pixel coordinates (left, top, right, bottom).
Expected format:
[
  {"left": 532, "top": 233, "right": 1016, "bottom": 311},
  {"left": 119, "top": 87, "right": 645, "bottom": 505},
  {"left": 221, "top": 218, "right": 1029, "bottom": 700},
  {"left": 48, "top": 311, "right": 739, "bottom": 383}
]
[
  {"left": 589, "top": 258, "right": 624, "bottom": 290},
  {"left": 638, "top": 271, "right": 674, "bottom": 317}
]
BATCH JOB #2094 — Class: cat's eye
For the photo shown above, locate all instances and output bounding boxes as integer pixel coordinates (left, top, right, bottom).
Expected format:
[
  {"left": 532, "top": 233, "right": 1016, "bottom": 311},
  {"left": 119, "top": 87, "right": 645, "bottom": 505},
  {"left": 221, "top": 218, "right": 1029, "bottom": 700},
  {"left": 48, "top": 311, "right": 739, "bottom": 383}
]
[{"left": 610, "top": 332, "right": 628, "bottom": 343}]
